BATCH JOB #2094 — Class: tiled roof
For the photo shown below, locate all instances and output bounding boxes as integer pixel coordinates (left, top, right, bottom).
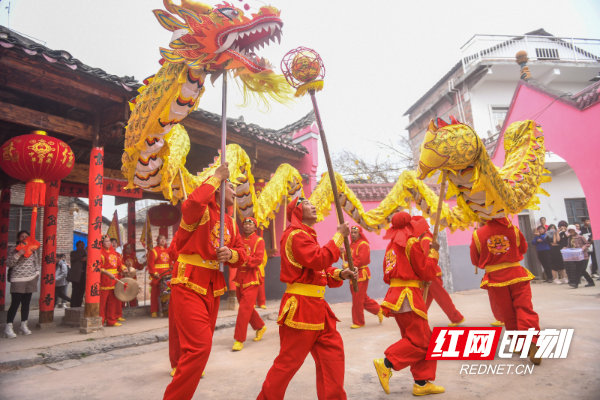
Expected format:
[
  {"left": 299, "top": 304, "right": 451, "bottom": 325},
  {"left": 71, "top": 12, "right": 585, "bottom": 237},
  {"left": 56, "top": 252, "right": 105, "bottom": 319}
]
[
  {"left": 571, "top": 80, "right": 600, "bottom": 110},
  {"left": 0, "top": 26, "right": 141, "bottom": 92},
  {"left": 189, "top": 109, "right": 312, "bottom": 154},
  {"left": 347, "top": 183, "right": 396, "bottom": 202}
]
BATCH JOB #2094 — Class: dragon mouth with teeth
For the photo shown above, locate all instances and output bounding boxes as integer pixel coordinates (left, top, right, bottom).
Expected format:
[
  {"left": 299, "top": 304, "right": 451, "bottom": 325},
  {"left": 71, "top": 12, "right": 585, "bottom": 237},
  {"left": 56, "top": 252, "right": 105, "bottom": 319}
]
[{"left": 155, "top": 1, "right": 283, "bottom": 74}]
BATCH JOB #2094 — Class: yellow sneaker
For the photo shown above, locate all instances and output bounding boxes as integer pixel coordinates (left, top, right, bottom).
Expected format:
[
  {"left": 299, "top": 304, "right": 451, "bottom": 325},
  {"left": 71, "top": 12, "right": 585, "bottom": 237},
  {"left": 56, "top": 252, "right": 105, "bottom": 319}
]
[
  {"left": 232, "top": 341, "right": 244, "bottom": 351},
  {"left": 151, "top": 312, "right": 158, "bottom": 318},
  {"left": 254, "top": 326, "right": 267, "bottom": 342},
  {"left": 377, "top": 308, "right": 384, "bottom": 324},
  {"left": 171, "top": 367, "right": 176, "bottom": 377},
  {"left": 448, "top": 318, "right": 465, "bottom": 327},
  {"left": 491, "top": 320, "right": 505, "bottom": 327},
  {"left": 529, "top": 342, "right": 542, "bottom": 365},
  {"left": 109, "top": 322, "right": 122, "bottom": 327},
  {"left": 202, "top": 371, "right": 205, "bottom": 377},
  {"left": 118, "top": 317, "right": 125, "bottom": 322},
  {"left": 413, "top": 382, "right": 445, "bottom": 396},
  {"left": 373, "top": 358, "right": 392, "bottom": 394},
  {"left": 260, "top": 305, "right": 267, "bottom": 309},
  {"left": 351, "top": 324, "right": 364, "bottom": 329}
]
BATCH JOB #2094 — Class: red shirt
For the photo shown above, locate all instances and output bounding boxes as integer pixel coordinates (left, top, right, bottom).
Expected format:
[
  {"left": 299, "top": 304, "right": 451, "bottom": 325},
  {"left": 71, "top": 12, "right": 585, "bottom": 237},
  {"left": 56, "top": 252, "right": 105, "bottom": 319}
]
[
  {"left": 342, "top": 238, "right": 372, "bottom": 281},
  {"left": 381, "top": 237, "right": 439, "bottom": 320},
  {"left": 277, "top": 224, "right": 345, "bottom": 330},
  {"left": 149, "top": 245, "right": 171, "bottom": 281},
  {"left": 234, "top": 232, "right": 265, "bottom": 288},
  {"left": 470, "top": 219, "right": 533, "bottom": 289},
  {"left": 100, "top": 247, "right": 126, "bottom": 290},
  {"left": 173, "top": 176, "right": 247, "bottom": 297},
  {"left": 122, "top": 252, "right": 143, "bottom": 270}
]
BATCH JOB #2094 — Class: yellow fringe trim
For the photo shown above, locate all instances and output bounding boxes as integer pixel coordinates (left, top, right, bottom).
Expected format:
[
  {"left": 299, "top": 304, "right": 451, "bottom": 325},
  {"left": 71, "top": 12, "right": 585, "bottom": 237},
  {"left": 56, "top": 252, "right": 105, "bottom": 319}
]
[
  {"left": 277, "top": 296, "right": 325, "bottom": 330},
  {"left": 294, "top": 80, "right": 324, "bottom": 98},
  {"left": 381, "top": 288, "right": 428, "bottom": 320},
  {"left": 480, "top": 267, "right": 535, "bottom": 288}
]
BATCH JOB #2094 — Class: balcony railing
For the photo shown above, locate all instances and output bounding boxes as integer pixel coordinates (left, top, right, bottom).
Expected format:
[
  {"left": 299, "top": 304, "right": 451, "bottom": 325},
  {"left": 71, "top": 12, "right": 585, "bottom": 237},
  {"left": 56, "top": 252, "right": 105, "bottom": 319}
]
[{"left": 461, "top": 34, "right": 600, "bottom": 72}]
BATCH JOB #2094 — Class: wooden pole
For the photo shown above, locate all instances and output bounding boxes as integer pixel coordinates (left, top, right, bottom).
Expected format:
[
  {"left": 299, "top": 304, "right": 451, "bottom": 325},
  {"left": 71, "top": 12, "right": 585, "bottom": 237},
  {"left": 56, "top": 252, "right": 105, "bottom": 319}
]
[
  {"left": 309, "top": 91, "right": 359, "bottom": 292},
  {"left": 219, "top": 73, "right": 228, "bottom": 272},
  {"left": 424, "top": 170, "right": 449, "bottom": 302}
]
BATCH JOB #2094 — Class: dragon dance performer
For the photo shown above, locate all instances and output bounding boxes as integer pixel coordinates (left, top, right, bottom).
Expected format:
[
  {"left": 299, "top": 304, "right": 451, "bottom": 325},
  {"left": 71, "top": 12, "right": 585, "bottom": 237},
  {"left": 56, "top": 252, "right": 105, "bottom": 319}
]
[
  {"left": 412, "top": 216, "right": 465, "bottom": 327},
  {"left": 149, "top": 235, "right": 172, "bottom": 318},
  {"left": 99, "top": 235, "right": 128, "bottom": 327},
  {"left": 257, "top": 197, "right": 357, "bottom": 400},
  {"left": 167, "top": 230, "right": 181, "bottom": 377},
  {"left": 489, "top": 294, "right": 505, "bottom": 327},
  {"left": 373, "top": 212, "right": 445, "bottom": 396},
  {"left": 341, "top": 226, "right": 383, "bottom": 329},
  {"left": 164, "top": 163, "right": 247, "bottom": 400},
  {"left": 256, "top": 234, "right": 267, "bottom": 309},
  {"left": 110, "top": 238, "right": 126, "bottom": 322},
  {"left": 122, "top": 243, "right": 145, "bottom": 308},
  {"left": 232, "top": 217, "right": 267, "bottom": 351},
  {"left": 470, "top": 217, "right": 541, "bottom": 365}
]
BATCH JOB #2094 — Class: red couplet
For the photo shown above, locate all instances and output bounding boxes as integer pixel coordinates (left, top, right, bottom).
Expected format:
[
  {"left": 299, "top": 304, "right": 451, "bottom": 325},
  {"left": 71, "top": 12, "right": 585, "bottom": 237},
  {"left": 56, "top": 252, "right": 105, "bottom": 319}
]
[
  {"left": 39, "top": 181, "right": 61, "bottom": 312},
  {"left": 0, "top": 188, "right": 10, "bottom": 310},
  {"left": 127, "top": 201, "right": 136, "bottom": 249},
  {"left": 86, "top": 147, "right": 104, "bottom": 306}
]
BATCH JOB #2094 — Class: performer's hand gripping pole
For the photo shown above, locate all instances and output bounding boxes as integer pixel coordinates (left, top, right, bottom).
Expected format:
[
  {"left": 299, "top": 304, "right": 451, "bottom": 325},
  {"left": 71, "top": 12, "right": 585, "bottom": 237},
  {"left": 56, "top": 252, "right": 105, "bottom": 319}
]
[
  {"left": 424, "top": 170, "right": 448, "bottom": 301},
  {"left": 309, "top": 90, "right": 359, "bottom": 293},
  {"left": 219, "top": 73, "right": 228, "bottom": 272}
]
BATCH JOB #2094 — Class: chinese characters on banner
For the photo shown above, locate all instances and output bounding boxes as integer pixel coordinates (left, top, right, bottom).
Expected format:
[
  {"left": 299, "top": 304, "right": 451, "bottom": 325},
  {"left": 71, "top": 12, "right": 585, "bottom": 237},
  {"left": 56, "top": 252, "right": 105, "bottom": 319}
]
[
  {"left": 39, "top": 181, "right": 60, "bottom": 312},
  {"left": 59, "top": 179, "right": 143, "bottom": 199},
  {"left": 85, "top": 148, "right": 103, "bottom": 306}
]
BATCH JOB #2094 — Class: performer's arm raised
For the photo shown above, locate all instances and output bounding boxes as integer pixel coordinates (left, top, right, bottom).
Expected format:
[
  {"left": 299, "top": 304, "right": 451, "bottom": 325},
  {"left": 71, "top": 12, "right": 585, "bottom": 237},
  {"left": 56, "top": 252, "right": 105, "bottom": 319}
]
[{"left": 291, "top": 229, "right": 343, "bottom": 272}]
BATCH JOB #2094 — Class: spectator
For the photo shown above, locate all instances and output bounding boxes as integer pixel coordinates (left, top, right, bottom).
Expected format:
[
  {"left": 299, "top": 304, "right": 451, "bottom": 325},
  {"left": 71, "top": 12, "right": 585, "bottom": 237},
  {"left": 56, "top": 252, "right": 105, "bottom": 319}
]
[
  {"left": 539, "top": 217, "right": 549, "bottom": 229},
  {"left": 55, "top": 254, "right": 71, "bottom": 308},
  {"left": 556, "top": 221, "right": 572, "bottom": 283},
  {"left": 68, "top": 241, "right": 87, "bottom": 308},
  {"left": 580, "top": 217, "right": 598, "bottom": 278},
  {"left": 4, "top": 230, "right": 39, "bottom": 339},
  {"left": 546, "top": 224, "right": 568, "bottom": 284},
  {"left": 574, "top": 223, "right": 582, "bottom": 235},
  {"left": 563, "top": 225, "right": 595, "bottom": 289},
  {"left": 531, "top": 226, "right": 553, "bottom": 282}
]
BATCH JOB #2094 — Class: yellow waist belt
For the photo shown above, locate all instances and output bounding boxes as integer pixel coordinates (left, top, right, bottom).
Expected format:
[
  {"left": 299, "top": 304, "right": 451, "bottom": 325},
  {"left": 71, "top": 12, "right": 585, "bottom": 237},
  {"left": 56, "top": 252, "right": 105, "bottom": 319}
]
[
  {"left": 285, "top": 282, "right": 326, "bottom": 298},
  {"left": 390, "top": 278, "right": 422, "bottom": 288},
  {"left": 485, "top": 261, "right": 521, "bottom": 274},
  {"left": 177, "top": 254, "right": 219, "bottom": 270},
  {"left": 104, "top": 268, "right": 118, "bottom": 274},
  {"left": 153, "top": 263, "right": 170, "bottom": 269}
]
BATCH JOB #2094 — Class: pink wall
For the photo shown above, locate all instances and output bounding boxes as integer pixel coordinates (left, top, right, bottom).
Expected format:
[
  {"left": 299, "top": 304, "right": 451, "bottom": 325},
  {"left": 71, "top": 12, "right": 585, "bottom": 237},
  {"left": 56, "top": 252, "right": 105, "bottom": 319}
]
[{"left": 289, "top": 123, "right": 320, "bottom": 197}]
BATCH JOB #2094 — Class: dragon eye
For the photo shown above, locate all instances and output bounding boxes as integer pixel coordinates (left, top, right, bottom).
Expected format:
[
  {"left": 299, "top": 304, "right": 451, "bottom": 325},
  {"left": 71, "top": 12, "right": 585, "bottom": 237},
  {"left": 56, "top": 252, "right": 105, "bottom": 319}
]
[{"left": 217, "top": 7, "right": 239, "bottom": 20}]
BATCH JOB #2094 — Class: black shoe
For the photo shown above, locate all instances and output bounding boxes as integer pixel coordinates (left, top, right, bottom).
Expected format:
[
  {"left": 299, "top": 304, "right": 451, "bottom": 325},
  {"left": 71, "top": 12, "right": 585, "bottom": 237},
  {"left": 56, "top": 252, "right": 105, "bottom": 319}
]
[
  {"left": 569, "top": 284, "right": 578, "bottom": 288},
  {"left": 585, "top": 283, "right": 596, "bottom": 287}
]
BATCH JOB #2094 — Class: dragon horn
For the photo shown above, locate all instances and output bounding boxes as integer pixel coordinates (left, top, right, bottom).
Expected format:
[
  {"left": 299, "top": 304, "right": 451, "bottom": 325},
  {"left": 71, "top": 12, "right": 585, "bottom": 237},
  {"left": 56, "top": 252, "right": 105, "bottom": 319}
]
[
  {"left": 449, "top": 115, "right": 461, "bottom": 125},
  {"left": 436, "top": 117, "right": 448, "bottom": 128},
  {"left": 181, "top": 0, "right": 213, "bottom": 14}
]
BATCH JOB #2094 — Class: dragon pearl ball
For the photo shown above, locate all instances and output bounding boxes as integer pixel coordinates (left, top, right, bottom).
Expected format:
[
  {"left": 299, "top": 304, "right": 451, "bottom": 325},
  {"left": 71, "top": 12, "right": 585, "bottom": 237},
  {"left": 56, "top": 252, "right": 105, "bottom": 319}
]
[{"left": 291, "top": 51, "right": 321, "bottom": 83}]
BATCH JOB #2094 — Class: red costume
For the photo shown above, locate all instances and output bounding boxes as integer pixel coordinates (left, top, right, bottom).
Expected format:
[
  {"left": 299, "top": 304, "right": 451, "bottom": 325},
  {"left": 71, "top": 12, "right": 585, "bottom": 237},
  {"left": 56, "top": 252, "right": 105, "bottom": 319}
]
[
  {"left": 234, "top": 217, "right": 266, "bottom": 343},
  {"left": 470, "top": 218, "right": 539, "bottom": 342},
  {"left": 414, "top": 217, "right": 464, "bottom": 325},
  {"left": 380, "top": 213, "right": 439, "bottom": 381},
  {"left": 100, "top": 245, "right": 127, "bottom": 326},
  {"left": 256, "top": 233, "right": 267, "bottom": 307},
  {"left": 342, "top": 226, "right": 381, "bottom": 327},
  {"left": 257, "top": 197, "right": 347, "bottom": 400},
  {"left": 167, "top": 232, "right": 181, "bottom": 371},
  {"left": 149, "top": 244, "right": 172, "bottom": 314},
  {"left": 163, "top": 176, "right": 247, "bottom": 400},
  {"left": 122, "top": 246, "right": 143, "bottom": 307}
]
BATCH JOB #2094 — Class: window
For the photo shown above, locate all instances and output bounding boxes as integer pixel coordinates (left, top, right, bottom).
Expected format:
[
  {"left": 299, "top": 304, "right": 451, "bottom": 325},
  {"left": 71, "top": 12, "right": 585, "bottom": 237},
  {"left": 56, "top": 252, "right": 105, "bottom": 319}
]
[
  {"left": 8, "top": 206, "right": 35, "bottom": 245},
  {"left": 564, "top": 198, "right": 589, "bottom": 225},
  {"left": 535, "top": 48, "right": 559, "bottom": 60},
  {"left": 490, "top": 106, "right": 509, "bottom": 135}
]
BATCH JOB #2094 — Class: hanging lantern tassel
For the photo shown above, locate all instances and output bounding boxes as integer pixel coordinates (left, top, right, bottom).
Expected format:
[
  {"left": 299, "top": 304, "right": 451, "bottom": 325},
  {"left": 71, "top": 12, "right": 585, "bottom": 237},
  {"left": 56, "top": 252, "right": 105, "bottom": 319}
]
[{"left": 24, "top": 179, "right": 46, "bottom": 208}]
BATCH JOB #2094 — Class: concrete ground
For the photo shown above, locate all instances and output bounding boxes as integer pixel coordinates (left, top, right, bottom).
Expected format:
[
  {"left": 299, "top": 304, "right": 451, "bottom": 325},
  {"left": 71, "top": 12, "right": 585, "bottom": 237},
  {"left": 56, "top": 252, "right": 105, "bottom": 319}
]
[{"left": 1, "top": 282, "right": 599, "bottom": 400}]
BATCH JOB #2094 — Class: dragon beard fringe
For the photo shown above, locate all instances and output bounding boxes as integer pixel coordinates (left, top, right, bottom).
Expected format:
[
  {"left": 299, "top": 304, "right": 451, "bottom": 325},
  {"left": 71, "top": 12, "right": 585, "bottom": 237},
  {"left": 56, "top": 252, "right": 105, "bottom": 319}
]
[{"left": 234, "top": 70, "right": 296, "bottom": 112}]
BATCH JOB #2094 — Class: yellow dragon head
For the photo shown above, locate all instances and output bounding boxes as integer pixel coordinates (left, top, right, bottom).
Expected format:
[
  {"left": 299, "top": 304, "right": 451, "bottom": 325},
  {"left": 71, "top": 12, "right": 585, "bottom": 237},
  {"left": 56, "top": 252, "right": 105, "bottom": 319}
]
[{"left": 417, "top": 116, "right": 481, "bottom": 179}]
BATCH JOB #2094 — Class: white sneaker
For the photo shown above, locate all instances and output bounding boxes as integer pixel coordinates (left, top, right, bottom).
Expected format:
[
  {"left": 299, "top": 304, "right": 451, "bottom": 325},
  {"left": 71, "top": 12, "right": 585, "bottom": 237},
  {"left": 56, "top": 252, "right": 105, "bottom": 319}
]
[
  {"left": 4, "top": 323, "right": 17, "bottom": 339},
  {"left": 19, "top": 321, "right": 32, "bottom": 336},
  {"left": 593, "top": 274, "right": 599, "bottom": 278},
  {"left": 553, "top": 279, "right": 562, "bottom": 285},
  {"left": 561, "top": 278, "right": 569, "bottom": 284}
]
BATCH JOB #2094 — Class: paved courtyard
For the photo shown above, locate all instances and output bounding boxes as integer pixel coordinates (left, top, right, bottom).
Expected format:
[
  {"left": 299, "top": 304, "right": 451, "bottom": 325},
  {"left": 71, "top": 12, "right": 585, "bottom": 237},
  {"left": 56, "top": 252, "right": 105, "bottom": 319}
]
[{"left": 1, "top": 283, "right": 599, "bottom": 400}]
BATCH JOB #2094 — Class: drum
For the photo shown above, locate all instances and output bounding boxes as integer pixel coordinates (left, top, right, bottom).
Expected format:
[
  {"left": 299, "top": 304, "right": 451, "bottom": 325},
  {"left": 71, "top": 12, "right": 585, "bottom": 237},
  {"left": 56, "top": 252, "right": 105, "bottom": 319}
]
[
  {"left": 159, "top": 273, "right": 172, "bottom": 313},
  {"left": 114, "top": 277, "right": 140, "bottom": 302}
]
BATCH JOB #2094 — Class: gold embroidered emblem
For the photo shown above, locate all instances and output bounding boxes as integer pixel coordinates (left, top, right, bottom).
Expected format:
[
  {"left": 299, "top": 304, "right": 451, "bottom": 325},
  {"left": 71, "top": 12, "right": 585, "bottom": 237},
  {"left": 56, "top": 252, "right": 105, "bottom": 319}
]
[
  {"left": 385, "top": 249, "right": 396, "bottom": 274},
  {"left": 487, "top": 235, "right": 510, "bottom": 255},
  {"left": 210, "top": 222, "right": 230, "bottom": 250},
  {"left": 109, "top": 254, "right": 118, "bottom": 267}
]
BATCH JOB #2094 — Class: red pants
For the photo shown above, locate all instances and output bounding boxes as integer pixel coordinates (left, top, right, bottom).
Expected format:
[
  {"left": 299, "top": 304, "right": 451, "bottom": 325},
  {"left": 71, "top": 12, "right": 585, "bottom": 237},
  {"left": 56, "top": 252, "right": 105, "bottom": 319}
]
[
  {"left": 349, "top": 279, "right": 380, "bottom": 326},
  {"left": 169, "top": 288, "right": 181, "bottom": 369},
  {"left": 488, "top": 281, "right": 539, "bottom": 343},
  {"left": 100, "top": 289, "right": 121, "bottom": 326},
  {"left": 256, "top": 281, "right": 266, "bottom": 307},
  {"left": 385, "top": 312, "right": 437, "bottom": 381},
  {"left": 235, "top": 285, "right": 265, "bottom": 342},
  {"left": 151, "top": 278, "right": 161, "bottom": 313},
  {"left": 489, "top": 291, "right": 503, "bottom": 322},
  {"left": 257, "top": 313, "right": 346, "bottom": 400},
  {"left": 163, "top": 284, "right": 220, "bottom": 400},
  {"left": 424, "top": 276, "right": 464, "bottom": 324}
]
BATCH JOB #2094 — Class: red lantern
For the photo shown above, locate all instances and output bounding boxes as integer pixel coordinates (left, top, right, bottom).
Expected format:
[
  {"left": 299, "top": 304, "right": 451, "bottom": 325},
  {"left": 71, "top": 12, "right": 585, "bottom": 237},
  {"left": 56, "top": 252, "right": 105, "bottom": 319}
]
[
  {"left": 0, "top": 131, "right": 75, "bottom": 207},
  {"left": 147, "top": 203, "right": 182, "bottom": 228}
]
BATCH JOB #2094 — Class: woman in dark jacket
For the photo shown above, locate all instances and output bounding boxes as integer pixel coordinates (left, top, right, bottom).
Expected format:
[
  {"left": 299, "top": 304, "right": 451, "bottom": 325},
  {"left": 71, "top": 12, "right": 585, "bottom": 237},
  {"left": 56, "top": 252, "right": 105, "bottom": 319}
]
[
  {"left": 532, "top": 226, "right": 553, "bottom": 282},
  {"left": 546, "top": 224, "right": 568, "bottom": 284},
  {"left": 564, "top": 225, "right": 595, "bottom": 288}
]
